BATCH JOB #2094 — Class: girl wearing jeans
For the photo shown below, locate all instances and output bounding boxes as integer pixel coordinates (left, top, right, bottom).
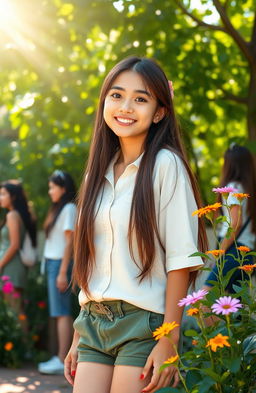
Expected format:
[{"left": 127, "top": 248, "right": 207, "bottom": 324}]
[{"left": 38, "top": 170, "right": 76, "bottom": 374}]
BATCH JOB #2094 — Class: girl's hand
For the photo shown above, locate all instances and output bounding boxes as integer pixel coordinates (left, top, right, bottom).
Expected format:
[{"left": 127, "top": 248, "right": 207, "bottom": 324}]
[
  {"left": 64, "top": 341, "right": 78, "bottom": 385},
  {"left": 141, "top": 337, "right": 179, "bottom": 392},
  {"left": 56, "top": 272, "right": 68, "bottom": 292}
]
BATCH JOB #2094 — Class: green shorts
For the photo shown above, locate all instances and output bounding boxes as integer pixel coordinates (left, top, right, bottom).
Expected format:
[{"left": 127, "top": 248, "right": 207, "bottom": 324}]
[{"left": 73, "top": 300, "right": 164, "bottom": 367}]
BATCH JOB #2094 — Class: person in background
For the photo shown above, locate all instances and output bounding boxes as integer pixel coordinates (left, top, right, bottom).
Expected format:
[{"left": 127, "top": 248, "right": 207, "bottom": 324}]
[
  {"left": 0, "top": 180, "right": 37, "bottom": 325},
  {"left": 64, "top": 56, "right": 207, "bottom": 393},
  {"left": 204, "top": 144, "right": 256, "bottom": 293},
  {"left": 38, "top": 170, "right": 77, "bottom": 375}
]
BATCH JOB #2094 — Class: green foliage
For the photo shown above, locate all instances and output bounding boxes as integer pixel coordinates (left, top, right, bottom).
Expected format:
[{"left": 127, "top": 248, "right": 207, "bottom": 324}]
[{"left": 0, "top": 0, "right": 255, "bottom": 219}]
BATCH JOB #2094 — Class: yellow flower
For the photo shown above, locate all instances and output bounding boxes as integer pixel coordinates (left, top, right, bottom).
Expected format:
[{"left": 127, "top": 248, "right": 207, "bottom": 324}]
[
  {"left": 192, "top": 203, "right": 222, "bottom": 218},
  {"left": 163, "top": 355, "right": 179, "bottom": 364},
  {"left": 153, "top": 321, "right": 179, "bottom": 340},
  {"left": 206, "top": 333, "right": 230, "bottom": 352},
  {"left": 233, "top": 193, "right": 250, "bottom": 202},
  {"left": 18, "top": 313, "right": 27, "bottom": 321},
  {"left": 238, "top": 264, "right": 256, "bottom": 273},
  {"left": 4, "top": 342, "right": 13, "bottom": 351},
  {"left": 206, "top": 250, "right": 225, "bottom": 258},
  {"left": 186, "top": 307, "right": 199, "bottom": 316},
  {"left": 237, "top": 246, "right": 250, "bottom": 253}
]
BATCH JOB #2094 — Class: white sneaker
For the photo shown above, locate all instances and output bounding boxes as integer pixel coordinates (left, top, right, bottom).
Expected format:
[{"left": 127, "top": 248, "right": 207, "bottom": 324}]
[{"left": 38, "top": 356, "right": 64, "bottom": 375}]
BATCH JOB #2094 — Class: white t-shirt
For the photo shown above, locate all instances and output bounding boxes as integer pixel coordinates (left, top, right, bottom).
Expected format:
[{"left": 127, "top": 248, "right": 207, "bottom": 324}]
[
  {"left": 44, "top": 202, "right": 77, "bottom": 259},
  {"left": 218, "top": 182, "right": 255, "bottom": 249},
  {"left": 78, "top": 149, "right": 203, "bottom": 314}
]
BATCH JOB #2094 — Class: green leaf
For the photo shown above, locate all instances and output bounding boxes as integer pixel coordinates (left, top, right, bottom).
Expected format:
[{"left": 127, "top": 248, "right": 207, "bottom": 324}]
[
  {"left": 201, "top": 368, "right": 221, "bottom": 382},
  {"left": 197, "top": 376, "right": 216, "bottom": 393},
  {"left": 184, "top": 329, "right": 199, "bottom": 337},
  {"left": 189, "top": 252, "right": 210, "bottom": 259},
  {"left": 156, "top": 388, "right": 180, "bottom": 393},
  {"left": 243, "top": 334, "right": 256, "bottom": 355},
  {"left": 225, "top": 357, "right": 241, "bottom": 373},
  {"left": 186, "top": 370, "right": 201, "bottom": 389}
]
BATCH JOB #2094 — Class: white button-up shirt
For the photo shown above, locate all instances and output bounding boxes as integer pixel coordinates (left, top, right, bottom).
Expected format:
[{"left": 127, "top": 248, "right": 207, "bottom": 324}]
[{"left": 78, "top": 149, "right": 203, "bottom": 313}]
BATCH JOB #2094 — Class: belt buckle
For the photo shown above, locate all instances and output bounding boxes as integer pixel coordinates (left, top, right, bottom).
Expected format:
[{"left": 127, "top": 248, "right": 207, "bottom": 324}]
[{"left": 94, "top": 303, "right": 114, "bottom": 321}]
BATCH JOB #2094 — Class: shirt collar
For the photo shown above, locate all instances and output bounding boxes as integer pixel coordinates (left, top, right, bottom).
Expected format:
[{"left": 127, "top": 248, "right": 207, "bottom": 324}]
[{"left": 104, "top": 150, "right": 144, "bottom": 184}]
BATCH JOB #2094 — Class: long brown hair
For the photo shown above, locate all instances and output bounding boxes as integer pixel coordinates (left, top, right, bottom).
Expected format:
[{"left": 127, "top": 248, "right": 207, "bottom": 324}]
[
  {"left": 73, "top": 56, "right": 207, "bottom": 294},
  {"left": 44, "top": 170, "right": 76, "bottom": 237},
  {"left": 218, "top": 144, "right": 256, "bottom": 233}
]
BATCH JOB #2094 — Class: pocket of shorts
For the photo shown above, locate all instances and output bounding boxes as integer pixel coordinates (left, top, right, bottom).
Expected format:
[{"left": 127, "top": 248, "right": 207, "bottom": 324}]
[
  {"left": 73, "top": 310, "right": 88, "bottom": 335},
  {"left": 146, "top": 311, "right": 164, "bottom": 335}
]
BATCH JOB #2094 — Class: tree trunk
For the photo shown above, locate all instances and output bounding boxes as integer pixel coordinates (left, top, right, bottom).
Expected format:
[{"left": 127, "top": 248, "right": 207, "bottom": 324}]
[{"left": 247, "top": 64, "right": 256, "bottom": 140}]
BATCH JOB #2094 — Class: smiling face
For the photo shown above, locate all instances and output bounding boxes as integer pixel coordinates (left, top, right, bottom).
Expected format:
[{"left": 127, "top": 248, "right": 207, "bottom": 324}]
[
  {"left": 48, "top": 181, "right": 66, "bottom": 203},
  {"left": 103, "top": 70, "right": 164, "bottom": 142},
  {"left": 0, "top": 187, "right": 13, "bottom": 210}
]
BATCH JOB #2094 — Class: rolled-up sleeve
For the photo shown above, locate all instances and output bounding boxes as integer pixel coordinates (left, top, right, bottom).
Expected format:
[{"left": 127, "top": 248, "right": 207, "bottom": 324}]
[{"left": 158, "top": 153, "right": 203, "bottom": 272}]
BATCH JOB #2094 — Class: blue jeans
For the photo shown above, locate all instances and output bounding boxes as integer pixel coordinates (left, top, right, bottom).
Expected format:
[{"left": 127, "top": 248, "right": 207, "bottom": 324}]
[
  {"left": 205, "top": 242, "right": 254, "bottom": 293},
  {"left": 46, "top": 258, "right": 72, "bottom": 317}
]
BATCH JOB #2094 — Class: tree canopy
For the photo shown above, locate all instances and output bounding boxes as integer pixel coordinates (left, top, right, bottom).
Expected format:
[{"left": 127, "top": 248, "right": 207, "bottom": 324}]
[{"left": 0, "top": 0, "right": 255, "bottom": 220}]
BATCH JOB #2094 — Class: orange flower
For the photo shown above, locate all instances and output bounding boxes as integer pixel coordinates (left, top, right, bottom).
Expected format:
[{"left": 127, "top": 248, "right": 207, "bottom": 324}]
[
  {"left": 206, "top": 250, "right": 225, "bottom": 258},
  {"left": 233, "top": 193, "right": 250, "bottom": 202},
  {"left": 206, "top": 334, "right": 230, "bottom": 352},
  {"left": 238, "top": 264, "right": 256, "bottom": 273},
  {"left": 186, "top": 308, "right": 199, "bottom": 316},
  {"left": 163, "top": 355, "right": 179, "bottom": 364},
  {"left": 4, "top": 342, "right": 13, "bottom": 351},
  {"left": 153, "top": 322, "right": 179, "bottom": 340},
  {"left": 192, "top": 203, "right": 222, "bottom": 218},
  {"left": 192, "top": 339, "right": 198, "bottom": 346},
  {"left": 237, "top": 246, "right": 250, "bottom": 253},
  {"left": 32, "top": 335, "right": 39, "bottom": 342},
  {"left": 18, "top": 314, "right": 27, "bottom": 321}
]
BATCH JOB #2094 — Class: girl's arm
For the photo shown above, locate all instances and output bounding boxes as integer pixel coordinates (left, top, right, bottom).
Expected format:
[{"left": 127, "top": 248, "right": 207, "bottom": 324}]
[
  {"left": 220, "top": 204, "right": 242, "bottom": 251},
  {"left": 141, "top": 268, "right": 190, "bottom": 392},
  {"left": 56, "top": 230, "right": 73, "bottom": 292},
  {"left": 0, "top": 211, "right": 21, "bottom": 270},
  {"left": 64, "top": 328, "right": 80, "bottom": 385}
]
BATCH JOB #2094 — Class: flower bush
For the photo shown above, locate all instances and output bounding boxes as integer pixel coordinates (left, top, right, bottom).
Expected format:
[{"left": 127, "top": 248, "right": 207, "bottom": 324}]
[
  {"left": 0, "top": 264, "right": 49, "bottom": 367},
  {"left": 156, "top": 188, "right": 256, "bottom": 393},
  {"left": 0, "top": 275, "right": 26, "bottom": 367}
]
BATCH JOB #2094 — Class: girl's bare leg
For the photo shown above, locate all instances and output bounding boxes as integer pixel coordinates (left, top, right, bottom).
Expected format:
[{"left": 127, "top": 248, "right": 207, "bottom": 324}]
[
  {"left": 73, "top": 362, "right": 114, "bottom": 393},
  {"left": 110, "top": 365, "right": 151, "bottom": 393}
]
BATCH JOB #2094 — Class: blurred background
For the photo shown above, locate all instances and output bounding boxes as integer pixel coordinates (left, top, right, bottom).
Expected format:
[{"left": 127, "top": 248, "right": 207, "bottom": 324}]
[{"left": 0, "top": 0, "right": 255, "bottom": 223}]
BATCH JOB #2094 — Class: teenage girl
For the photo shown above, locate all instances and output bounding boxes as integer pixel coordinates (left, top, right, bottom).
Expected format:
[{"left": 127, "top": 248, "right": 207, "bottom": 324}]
[
  {"left": 0, "top": 181, "right": 37, "bottom": 317},
  {"left": 204, "top": 144, "right": 256, "bottom": 293},
  {"left": 38, "top": 170, "right": 76, "bottom": 375},
  {"left": 65, "top": 56, "right": 207, "bottom": 392}
]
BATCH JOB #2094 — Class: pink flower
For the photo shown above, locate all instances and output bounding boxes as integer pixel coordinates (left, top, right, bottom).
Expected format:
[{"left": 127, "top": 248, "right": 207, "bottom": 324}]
[
  {"left": 178, "top": 289, "right": 208, "bottom": 307},
  {"left": 211, "top": 296, "right": 242, "bottom": 315},
  {"left": 12, "top": 292, "right": 21, "bottom": 299},
  {"left": 212, "top": 187, "right": 238, "bottom": 194},
  {"left": 1, "top": 275, "right": 11, "bottom": 281},
  {"left": 2, "top": 281, "right": 14, "bottom": 294}
]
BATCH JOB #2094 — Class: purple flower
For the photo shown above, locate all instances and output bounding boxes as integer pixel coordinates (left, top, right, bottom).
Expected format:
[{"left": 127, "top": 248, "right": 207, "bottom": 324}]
[
  {"left": 211, "top": 296, "right": 242, "bottom": 315},
  {"left": 1, "top": 275, "right": 11, "bottom": 281},
  {"left": 212, "top": 187, "right": 238, "bottom": 194},
  {"left": 178, "top": 289, "right": 208, "bottom": 307}
]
